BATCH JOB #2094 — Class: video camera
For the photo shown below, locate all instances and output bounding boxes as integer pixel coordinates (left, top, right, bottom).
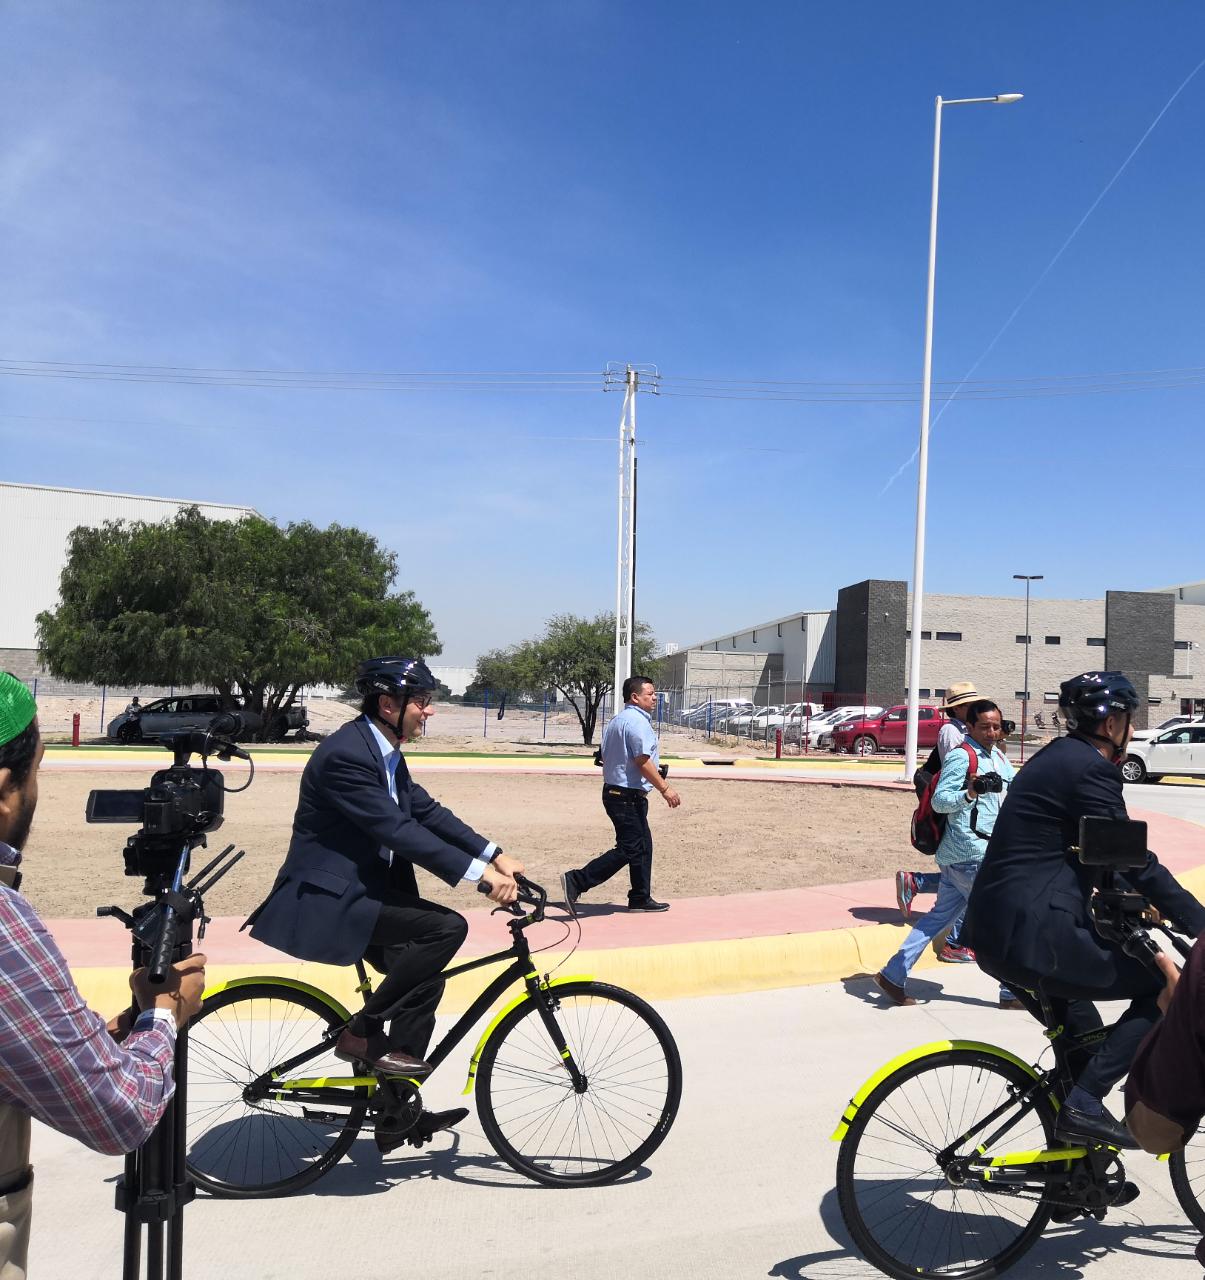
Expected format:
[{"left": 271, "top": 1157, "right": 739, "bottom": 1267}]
[
  {"left": 85, "top": 712, "right": 250, "bottom": 888},
  {"left": 1076, "top": 815, "right": 1166, "bottom": 968}
]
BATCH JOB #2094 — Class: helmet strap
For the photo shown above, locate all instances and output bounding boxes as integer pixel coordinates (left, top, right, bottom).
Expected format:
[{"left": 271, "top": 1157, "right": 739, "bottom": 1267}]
[
  {"left": 369, "top": 693, "right": 409, "bottom": 745},
  {"left": 1076, "top": 712, "right": 1131, "bottom": 765}
]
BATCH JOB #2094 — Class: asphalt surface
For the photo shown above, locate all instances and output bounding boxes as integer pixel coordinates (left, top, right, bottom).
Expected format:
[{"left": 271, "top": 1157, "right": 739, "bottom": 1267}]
[{"left": 29, "top": 964, "right": 1205, "bottom": 1280}]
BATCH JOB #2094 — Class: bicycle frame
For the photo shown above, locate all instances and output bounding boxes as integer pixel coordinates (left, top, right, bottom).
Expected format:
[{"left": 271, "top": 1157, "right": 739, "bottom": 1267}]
[{"left": 223, "top": 911, "right": 594, "bottom": 1108}]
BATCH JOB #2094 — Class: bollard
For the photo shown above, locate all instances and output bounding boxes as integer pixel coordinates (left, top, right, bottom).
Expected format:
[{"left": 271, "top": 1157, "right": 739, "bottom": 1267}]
[
  {"left": 72, "top": 712, "right": 81, "bottom": 747},
  {"left": 775, "top": 728, "right": 782, "bottom": 759}
]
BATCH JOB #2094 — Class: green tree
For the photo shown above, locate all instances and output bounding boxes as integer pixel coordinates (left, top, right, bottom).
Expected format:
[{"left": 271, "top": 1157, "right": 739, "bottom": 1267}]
[
  {"left": 36, "top": 507, "right": 439, "bottom": 739},
  {"left": 470, "top": 613, "right": 657, "bottom": 744}
]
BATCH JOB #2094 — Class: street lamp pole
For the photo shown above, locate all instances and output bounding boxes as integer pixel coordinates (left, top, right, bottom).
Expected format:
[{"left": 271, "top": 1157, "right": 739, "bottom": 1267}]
[
  {"left": 1013, "top": 573, "right": 1043, "bottom": 763},
  {"left": 903, "top": 92, "right": 1023, "bottom": 781}
]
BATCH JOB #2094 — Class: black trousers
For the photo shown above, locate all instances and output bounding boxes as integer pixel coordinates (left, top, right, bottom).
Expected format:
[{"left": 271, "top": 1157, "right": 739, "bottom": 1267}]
[
  {"left": 987, "top": 955, "right": 1164, "bottom": 1098},
  {"left": 573, "top": 785, "right": 653, "bottom": 903},
  {"left": 355, "top": 892, "right": 468, "bottom": 1059}
]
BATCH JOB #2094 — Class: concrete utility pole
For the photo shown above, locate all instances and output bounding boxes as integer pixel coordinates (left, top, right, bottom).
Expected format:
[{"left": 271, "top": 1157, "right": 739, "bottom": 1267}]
[{"left": 606, "top": 362, "right": 659, "bottom": 704}]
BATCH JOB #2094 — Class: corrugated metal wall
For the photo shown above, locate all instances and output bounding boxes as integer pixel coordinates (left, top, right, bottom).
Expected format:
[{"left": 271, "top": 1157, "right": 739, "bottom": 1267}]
[{"left": 1, "top": 482, "right": 258, "bottom": 649}]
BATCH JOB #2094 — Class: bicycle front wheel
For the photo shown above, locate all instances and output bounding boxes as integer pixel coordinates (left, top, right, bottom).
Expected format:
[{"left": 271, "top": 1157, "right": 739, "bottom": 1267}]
[
  {"left": 185, "top": 984, "right": 368, "bottom": 1198},
  {"left": 1169, "top": 1127, "right": 1205, "bottom": 1232},
  {"left": 476, "top": 980, "right": 681, "bottom": 1187},
  {"left": 836, "top": 1048, "right": 1059, "bottom": 1280}
]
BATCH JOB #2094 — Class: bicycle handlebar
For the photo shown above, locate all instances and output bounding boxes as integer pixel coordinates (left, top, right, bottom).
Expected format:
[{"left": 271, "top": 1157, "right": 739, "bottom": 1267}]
[{"left": 475, "top": 871, "right": 548, "bottom": 921}]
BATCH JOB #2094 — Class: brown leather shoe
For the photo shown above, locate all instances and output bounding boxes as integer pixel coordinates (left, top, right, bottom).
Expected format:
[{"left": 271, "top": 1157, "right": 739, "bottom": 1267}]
[
  {"left": 873, "top": 971, "right": 916, "bottom": 1006},
  {"left": 335, "top": 1029, "right": 433, "bottom": 1078}
]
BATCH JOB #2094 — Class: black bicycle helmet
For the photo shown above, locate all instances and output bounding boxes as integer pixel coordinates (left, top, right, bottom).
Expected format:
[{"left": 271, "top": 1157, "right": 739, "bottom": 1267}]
[
  {"left": 1057, "top": 671, "right": 1140, "bottom": 730},
  {"left": 354, "top": 656, "right": 438, "bottom": 700}
]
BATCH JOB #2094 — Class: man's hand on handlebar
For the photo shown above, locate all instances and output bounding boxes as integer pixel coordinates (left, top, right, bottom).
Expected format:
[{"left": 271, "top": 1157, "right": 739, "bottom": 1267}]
[
  {"left": 481, "top": 863, "right": 519, "bottom": 905},
  {"left": 493, "top": 852, "right": 526, "bottom": 879},
  {"left": 1155, "top": 949, "right": 1182, "bottom": 1015}
]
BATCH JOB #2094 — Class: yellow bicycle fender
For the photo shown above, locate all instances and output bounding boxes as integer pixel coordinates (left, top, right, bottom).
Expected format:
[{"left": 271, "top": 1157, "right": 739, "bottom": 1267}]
[
  {"left": 201, "top": 975, "right": 354, "bottom": 1024},
  {"left": 830, "top": 1039, "right": 1044, "bottom": 1141},
  {"left": 461, "top": 975, "right": 594, "bottom": 1096}
]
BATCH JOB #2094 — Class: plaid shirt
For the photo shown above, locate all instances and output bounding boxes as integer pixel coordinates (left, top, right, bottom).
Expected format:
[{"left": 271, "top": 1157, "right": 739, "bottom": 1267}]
[{"left": 0, "top": 842, "right": 176, "bottom": 1156}]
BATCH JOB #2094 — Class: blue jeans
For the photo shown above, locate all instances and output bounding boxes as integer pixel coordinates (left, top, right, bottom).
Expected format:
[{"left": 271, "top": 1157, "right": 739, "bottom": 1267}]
[
  {"left": 911, "top": 869, "right": 960, "bottom": 946},
  {"left": 884, "top": 862, "right": 1011, "bottom": 1000}
]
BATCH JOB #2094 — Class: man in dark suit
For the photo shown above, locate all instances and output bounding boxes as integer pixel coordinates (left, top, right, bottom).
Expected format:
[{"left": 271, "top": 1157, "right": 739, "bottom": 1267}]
[
  {"left": 246, "top": 656, "right": 523, "bottom": 1146},
  {"left": 964, "top": 671, "right": 1205, "bottom": 1151}
]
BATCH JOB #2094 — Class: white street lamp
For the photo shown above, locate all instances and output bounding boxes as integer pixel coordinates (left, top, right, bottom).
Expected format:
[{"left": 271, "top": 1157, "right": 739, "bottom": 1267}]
[
  {"left": 1014, "top": 573, "right": 1043, "bottom": 762},
  {"left": 903, "top": 92, "right": 1023, "bottom": 781}
]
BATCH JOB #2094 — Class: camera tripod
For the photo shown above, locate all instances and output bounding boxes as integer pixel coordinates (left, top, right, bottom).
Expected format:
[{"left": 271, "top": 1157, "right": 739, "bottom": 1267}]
[{"left": 98, "top": 840, "right": 243, "bottom": 1280}]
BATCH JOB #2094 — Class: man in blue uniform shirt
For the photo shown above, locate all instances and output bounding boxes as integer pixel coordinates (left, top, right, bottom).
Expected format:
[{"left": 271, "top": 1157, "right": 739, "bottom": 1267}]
[{"left": 562, "top": 675, "right": 681, "bottom": 913}]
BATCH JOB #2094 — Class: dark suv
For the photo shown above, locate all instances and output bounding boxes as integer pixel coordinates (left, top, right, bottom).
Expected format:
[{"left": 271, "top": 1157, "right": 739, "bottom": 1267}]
[{"left": 106, "top": 695, "right": 308, "bottom": 744}]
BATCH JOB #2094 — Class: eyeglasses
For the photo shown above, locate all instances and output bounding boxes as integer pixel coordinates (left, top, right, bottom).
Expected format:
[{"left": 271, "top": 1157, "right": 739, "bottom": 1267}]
[{"left": 409, "top": 693, "right": 436, "bottom": 710}]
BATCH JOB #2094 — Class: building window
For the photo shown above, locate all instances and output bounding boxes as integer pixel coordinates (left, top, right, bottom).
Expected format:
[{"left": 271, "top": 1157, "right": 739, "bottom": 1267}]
[
  {"left": 1015, "top": 690, "right": 1030, "bottom": 699},
  {"left": 1087, "top": 637, "right": 1106, "bottom": 647},
  {"left": 1016, "top": 635, "right": 1031, "bottom": 644},
  {"left": 1045, "top": 636, "right": 1060, "bottom": 645},
  {"left": 918, "top": 688, "right": 931, "bottom": 698},
  {"left": 1148, "top": 697, "right": 1162, "bottom": 705},
  {"left": 1175, "top": 640, "right": 1191, "bottom": 650},
  {"left": 1043, "top": 692, "right": 1059, "bottom": 702},
  {"left": 936, "top": 631, "right": 962, "bottom": 642},
  {"left": 731, "top": 637, "right": 736, "bottom": 648},
  {"left": 801, "top": 617, "right": 806, "bottom": 631},
  {"left": 935, "top": 688, "right": 947, "bottom": 698}
]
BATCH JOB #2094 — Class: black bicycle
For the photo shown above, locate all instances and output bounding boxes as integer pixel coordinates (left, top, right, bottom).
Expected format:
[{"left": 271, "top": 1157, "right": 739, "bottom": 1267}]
[
  {"left": 834, "top": 817, "right": 1205, "bottom": 1278},
  {"left": 183, "top": 875, "right": 682, "bottom": 1196}
]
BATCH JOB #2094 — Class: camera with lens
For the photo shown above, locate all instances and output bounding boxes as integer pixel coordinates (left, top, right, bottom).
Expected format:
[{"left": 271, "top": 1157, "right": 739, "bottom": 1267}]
[
  {"left": 85, "top": 715, "right": 247, "bottom": 888},
  {"left": 971, "top": 770, "right": 1005, "bottom": 794}
]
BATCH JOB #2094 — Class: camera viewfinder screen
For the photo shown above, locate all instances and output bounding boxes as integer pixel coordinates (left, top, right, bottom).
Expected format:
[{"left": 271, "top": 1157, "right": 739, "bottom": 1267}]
[{"left": 85, "top": 790, "right": 145, "bottom": 823}]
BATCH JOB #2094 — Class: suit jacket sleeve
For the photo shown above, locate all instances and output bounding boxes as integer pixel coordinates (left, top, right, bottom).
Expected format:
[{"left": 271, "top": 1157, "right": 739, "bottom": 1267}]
[
  {"left": 1080, "top": 754, "right": 1205, "bottom": 935},
  {"left": 317, "top": 748, "right": 480, "bottom": 887}
]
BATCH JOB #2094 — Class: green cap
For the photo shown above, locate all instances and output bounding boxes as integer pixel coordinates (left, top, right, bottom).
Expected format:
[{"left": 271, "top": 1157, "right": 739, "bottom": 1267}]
[{"left": 0, "top": 673, "right": 37, "bottom": 747}]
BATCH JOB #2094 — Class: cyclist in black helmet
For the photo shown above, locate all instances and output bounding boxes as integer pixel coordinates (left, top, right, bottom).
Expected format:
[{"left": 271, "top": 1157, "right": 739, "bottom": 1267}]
[
  {"left": 246, "top": 656, "right": 524, "bottom": 1150},
  {"left": 964, "top": 671, "right": 1205, "bottom": 1153}
]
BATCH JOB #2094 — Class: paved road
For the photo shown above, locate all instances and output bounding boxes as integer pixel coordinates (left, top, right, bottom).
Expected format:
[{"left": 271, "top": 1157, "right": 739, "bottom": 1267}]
[{"left": 29, "top": 966, "right": 1203, "bottom": 1279}]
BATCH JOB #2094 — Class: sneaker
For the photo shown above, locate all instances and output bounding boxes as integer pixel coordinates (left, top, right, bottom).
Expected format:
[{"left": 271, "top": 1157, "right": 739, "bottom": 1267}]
[
  {"left": 895, "top": 870, "right": 918, "bottom": 922},
  {"left": 938, "top": 943, "right": 977, "bottom": 964}
]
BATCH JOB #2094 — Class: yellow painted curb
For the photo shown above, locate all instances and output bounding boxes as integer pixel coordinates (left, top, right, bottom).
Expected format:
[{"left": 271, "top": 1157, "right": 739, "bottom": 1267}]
[
  {"left": 69, "top": 919, "right": 956, "bottom": 1017},
  {"left": 730, "top": 757, "right": 901, "bottom": 773}
]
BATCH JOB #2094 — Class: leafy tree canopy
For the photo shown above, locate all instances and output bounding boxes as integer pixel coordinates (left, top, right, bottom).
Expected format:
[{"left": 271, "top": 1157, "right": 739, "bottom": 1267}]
[
  {"left": 470, "top": 612, "right": 658, "bottom": 743},
  {"left": 36, "top": 507, "right": 439, "bottom": 737}
]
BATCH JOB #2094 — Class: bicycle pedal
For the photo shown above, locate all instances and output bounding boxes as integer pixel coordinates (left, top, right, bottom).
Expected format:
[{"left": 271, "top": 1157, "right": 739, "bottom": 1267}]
[{"left": 302, "top": 1108, "right": 346, "bottom": 1125}]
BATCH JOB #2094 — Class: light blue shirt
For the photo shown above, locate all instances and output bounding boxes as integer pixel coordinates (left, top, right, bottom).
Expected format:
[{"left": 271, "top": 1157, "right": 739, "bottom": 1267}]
[
  {"left": 601, "top": 703, "right": 659, "bottom": 791},
  {"left": 364, "top": 717, "right": 495, "bottom": 882},
  {"left": 932, "top": 737, "right": 1014, "bottom": 867}
]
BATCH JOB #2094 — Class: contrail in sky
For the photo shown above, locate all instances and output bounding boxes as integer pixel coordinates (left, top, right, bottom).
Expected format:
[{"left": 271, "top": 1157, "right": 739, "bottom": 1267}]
[{"left": 879, "top": 54, "right": 1205, "bottom": 496}]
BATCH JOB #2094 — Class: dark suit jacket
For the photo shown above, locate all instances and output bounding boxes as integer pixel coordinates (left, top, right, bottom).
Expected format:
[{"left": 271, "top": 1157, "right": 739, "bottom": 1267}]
[
  {"left": 246, "top": 717, "right": 493, "bottom": 965},
  {"left": 963, "top": 734, "right": 1205, "bottom": 993}
]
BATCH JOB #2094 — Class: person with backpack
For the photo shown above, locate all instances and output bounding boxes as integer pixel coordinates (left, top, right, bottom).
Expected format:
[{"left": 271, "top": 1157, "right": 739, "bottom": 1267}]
[
  {"left": 894, "top": 682, "right": 980, "bottom": 961},
  {"left": 874, "top": 701, "right": 1018, "bottom": 1008}
]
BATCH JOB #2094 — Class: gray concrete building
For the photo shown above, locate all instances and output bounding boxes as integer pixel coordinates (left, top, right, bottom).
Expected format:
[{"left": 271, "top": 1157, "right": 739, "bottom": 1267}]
[{"left": 664, "top": 578, "right": 1205, "bottom": 728}]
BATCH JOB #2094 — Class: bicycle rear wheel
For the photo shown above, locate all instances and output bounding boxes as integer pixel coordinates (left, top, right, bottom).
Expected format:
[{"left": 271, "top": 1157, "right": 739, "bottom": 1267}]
[
  {"left": 1169, "top": 1128, "right": 1205, "bottom": 1232},
  {"left": 476, "top": 980, "right": 681, "bottom": 1187},
  {"left": 836, "top": 1048, "right": 1059, "bottom": 1280},
  {"left": 185, "top": 984, "right": 368, "bottom": 1198}
]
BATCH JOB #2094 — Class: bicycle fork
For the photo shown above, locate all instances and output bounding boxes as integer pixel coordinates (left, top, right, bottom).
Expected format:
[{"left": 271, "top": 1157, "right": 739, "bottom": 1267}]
[{"left": 529, "top": 986, "right": 588, "bottom": 1094}]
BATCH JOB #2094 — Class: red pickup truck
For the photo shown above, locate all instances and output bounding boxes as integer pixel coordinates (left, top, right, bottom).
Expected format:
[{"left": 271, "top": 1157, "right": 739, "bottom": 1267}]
[{"left": 829, "top": 704, "right": 951, "bottom": 756}]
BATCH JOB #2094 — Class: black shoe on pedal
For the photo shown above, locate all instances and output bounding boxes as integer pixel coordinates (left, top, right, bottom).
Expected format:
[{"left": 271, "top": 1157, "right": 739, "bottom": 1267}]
[
  {"left": 375, "top": 1107, "right": 469, "bottom": 1154},
  {"left": 1054, "top": 1104, "right": 1139, "bottom": 1150}
]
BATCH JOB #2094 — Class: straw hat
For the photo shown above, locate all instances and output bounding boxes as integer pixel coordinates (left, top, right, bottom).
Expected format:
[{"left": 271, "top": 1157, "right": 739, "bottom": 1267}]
[{"left": 941, "top": 681, "right": 982, "bottom": 711}]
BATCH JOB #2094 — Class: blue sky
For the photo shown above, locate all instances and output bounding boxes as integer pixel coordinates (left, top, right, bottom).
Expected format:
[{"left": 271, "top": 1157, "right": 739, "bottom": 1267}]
[{"left": 3, "top": 3, "right": 1204, "bottom": 664}]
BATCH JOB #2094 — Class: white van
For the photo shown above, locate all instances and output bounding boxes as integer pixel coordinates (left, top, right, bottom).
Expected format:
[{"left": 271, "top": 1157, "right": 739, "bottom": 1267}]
[{"left": 1121, "top": 724, "right": 1205, "bottom": 784}]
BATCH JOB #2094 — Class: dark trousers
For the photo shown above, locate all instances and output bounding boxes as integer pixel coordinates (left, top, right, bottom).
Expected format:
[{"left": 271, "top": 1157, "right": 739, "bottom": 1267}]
[
  {"left": 353, "top": 892, "right": 468, "bottom": 1059},
  {"left": 991, "top": 956, "right": 1164, "bottom": 1098},
  {"left": 573, "top": 785, "right": 653, "bottom": 903}
]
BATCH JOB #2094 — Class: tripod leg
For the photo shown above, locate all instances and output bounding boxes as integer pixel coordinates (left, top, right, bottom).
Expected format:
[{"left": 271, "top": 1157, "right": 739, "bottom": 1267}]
[{"left": 121, "top": 1150, "right": 141, "bottom": 1280}]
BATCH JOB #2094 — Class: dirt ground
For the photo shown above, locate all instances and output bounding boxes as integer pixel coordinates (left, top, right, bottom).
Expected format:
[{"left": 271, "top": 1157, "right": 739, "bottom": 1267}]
[{"left": 24, "top": 767, "right": 914, "bottom": 919}]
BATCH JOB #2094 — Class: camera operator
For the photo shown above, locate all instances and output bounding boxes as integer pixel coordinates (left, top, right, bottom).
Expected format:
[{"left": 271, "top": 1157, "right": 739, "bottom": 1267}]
[
  {"left": 964, "top": 671, "right": 1205, "bottom": 1151},
  {"left": 874, "top": 701, "right": 1015, "bottom": 1007},
  {"left": 0, "top": 674, "right": 206, "bottom": 1278}
]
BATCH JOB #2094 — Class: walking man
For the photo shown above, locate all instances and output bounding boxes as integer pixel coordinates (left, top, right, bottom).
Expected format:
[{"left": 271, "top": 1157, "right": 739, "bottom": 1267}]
[
  {"left": 874, "top": 701, "right": 1018, "bottom": 1008},
  {"left": 894, "top": 681, "right": 982, "bottom": 961},
  {"left": 562, "top": 676, "right": 680, "bottom": 913}
]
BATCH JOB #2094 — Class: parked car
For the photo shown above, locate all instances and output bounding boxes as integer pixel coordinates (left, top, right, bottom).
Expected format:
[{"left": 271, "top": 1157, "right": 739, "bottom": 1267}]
[
  {"left": 1128, "top": 714, "right": 1203, "bottom": 745},
  {"left": 107, "top": 694, "right": 309, "bottom": 744},
  {"left": 725, "top": 705, "right": 784, "bottom": 734},
  {"left": 1121, "top": 723, "right": 1205, "bottom": 783},
  {"left": 807, "top": 706, "right": 886, "bottom": 748},
  {"left": 829, "top": 704, "right": 950, "bottom": 756},
  {"left": 683, "top": 698, "right": 753, "bottom": 730}
]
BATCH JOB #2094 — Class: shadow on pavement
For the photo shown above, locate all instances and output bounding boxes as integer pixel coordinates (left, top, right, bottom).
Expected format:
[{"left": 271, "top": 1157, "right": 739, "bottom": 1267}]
[
  {"left": 771, "top": 1183, "right": 1200, "bottom": 1278},
  {"left": 840, "top": 972, "right": 1002, "bottom": 1012}
]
